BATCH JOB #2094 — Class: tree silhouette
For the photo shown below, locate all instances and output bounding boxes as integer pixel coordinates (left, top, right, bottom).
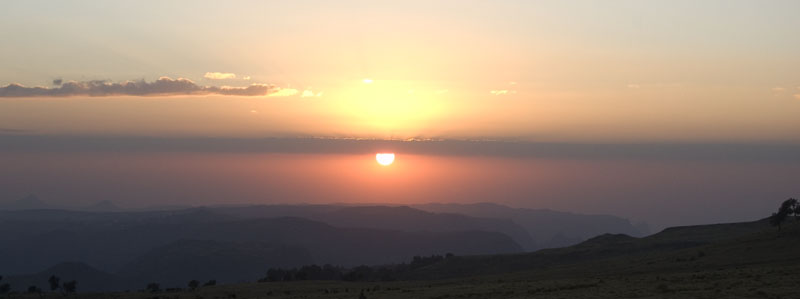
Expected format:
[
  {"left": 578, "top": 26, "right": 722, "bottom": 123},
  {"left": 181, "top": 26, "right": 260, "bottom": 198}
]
[
  {"left": 187, "top": 280, "right": 199, "bottom": 291},
  {"left": 770, "top": 198, "right": 797, "bottom": 231},
  {"left": 266, "top": 268, "right": 284, "bottom": 282},
  {"left": 0, "top": 283, "right": 10, "bottom": 297},
  {"left": 27, "top": 285, "right": 41, "bottom": 294},
  {"left": 770, "top": 212, "right": 784, "bottom": 230},
  {"left": 0, "top": 276, "right": 8, "bottom": 299},
  {"left": 203, "top": 280, "right": 216, "bottom": 287},
  {"left": 789, "top": 198, "right": 800, "bottom": 217},
  {"left": 47, "top": 275, "right": 60, "bottom": 292},
  {"left": 62, "top": 280, "right": 77, "bottom": 294},
  {"left": 146, "top": 283, "right": 160, "bottom": 293}
]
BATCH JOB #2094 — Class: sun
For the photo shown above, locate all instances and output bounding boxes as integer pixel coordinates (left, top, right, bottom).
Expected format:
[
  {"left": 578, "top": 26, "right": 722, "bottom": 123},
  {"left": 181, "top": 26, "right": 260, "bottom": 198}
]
[{"left": 375, "top": 153, "right": 395, "bottom": 166}]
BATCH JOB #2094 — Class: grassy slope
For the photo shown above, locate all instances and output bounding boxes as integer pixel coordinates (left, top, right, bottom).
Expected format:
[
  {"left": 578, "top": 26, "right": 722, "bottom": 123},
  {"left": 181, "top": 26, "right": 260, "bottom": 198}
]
[
  {"left": 12, "top": 220, "right": 800, "bottom": 299},
  {"left": 399, "top": 218, "right": 772, "bottom": 280}
]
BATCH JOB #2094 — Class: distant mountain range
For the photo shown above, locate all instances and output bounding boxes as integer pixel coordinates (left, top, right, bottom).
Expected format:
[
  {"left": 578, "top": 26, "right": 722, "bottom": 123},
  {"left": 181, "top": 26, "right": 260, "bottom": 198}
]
[
  {"left": 0, "top": 195, "right": 648, "bottom": 250},
  {"left": 212, "top": 205, "right": 539, "bottom": 250},
  {"left": 398, "top": 218, "right": 773, "bottom": 280},
  {"left": 0, "top": 210, "right": 781, "bottom": 293},
  {"left": 0, "top": 208, "right": 521, "bottom": 290},
  {"left": 0, "top": 196, "right": 654, "bottom": 291},
  {"left": 413, "top": 202, "right": 647, "bottom": 248},
  {"left": 2, "top": 262, "right": 124, "bottom": 292},
  {"left": 0, "top": 194, "right": 122, "bottom": 212}
]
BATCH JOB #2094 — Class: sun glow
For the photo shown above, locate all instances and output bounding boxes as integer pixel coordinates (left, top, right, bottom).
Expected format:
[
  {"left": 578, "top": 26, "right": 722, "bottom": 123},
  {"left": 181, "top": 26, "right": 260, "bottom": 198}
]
[
  {"left": 332, "top": 79, "right": 447, "bottom": 135},
  {"left": 376, "top": 153, "right": 395, "bottom": 166}
]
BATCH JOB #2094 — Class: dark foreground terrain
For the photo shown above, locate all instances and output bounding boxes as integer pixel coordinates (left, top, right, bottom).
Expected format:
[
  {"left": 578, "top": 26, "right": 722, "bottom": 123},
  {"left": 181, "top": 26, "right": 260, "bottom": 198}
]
[{"left": 8, "top": 218, "right": 799, "bottom": 298}]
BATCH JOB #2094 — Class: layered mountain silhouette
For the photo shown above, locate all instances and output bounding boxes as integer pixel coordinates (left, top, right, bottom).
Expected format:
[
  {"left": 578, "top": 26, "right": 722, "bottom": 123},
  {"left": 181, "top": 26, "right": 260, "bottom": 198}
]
[
  {"left": 413, "top": 202, "right": 645, "bottom": 248},
  {"left": 2, "top": 262, "right": 124, "bottom": 292},
  {"left": 84, "top": 200, "right": 123, "bottom": 212},
  {"left": 399, "top": 218, "right": 773, "bottom": 280},
  {"left": 0, "top": 201, "right": 654, "bottom": 291},
  {"left": 0, "top": 208, "right": 521, "bottom": 290},
  {"left": 1, "top": 212, "right": 783, "bottom": 293},
  {"left": 213, "top": 205, "right": 538, "bottom": 250},
  {"left": 117, "top": 240, "right": 312, "bottom": 287}
]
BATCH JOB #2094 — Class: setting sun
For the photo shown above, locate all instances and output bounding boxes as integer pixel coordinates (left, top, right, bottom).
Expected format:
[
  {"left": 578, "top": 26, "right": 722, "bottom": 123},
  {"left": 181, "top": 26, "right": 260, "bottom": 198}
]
[
  {"left": 375, "top": 153, "right": 395, "bottom": 166},
  {"left": 1, "top": 2, "right": 798, "bottom": 296}
]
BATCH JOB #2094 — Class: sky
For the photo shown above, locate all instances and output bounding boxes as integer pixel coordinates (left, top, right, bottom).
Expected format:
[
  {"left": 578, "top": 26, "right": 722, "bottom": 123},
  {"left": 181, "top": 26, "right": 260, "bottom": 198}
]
[{"left": 1, "top": 0, "right": 799, "bottom": 230}]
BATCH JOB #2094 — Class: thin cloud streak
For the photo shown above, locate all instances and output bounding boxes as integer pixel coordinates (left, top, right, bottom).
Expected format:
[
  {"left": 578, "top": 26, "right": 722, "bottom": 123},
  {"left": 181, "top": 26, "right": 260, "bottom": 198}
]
[
  {"left": 203, "top": 72, "right": 236, "bottom": 80},
  {"left": 490, "top": 90, "right": 516, "bottom": 95},
  {"left": 0, "top": 77, "right": 284, "bottom": 97}
]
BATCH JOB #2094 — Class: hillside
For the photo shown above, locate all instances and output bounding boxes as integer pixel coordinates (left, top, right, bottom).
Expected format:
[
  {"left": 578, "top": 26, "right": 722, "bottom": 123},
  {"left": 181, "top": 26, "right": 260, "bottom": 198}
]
[
  {"left": 117, "top": 240, "right": 313, "bottom": 287},
  {"left": 306, "top": 206, "right": 536, "bottom": 250},
  {"left": 2, "top": 262, "right": 125, "bottom": 292},
  {"left": 0, "top": 209, "right": 522, "bottom": 291},
  {"left": 213, "top": 205, "right": 538, "bottom": 250},
  {"left": 1, "top": 202, "right": 646, "bottom": 253},
  {"left": 4, "top": 205, "right": 783, "bottom": 295},
  {"left": 16, "top": 218, "right": 797, "bottom": 298},
  {"left": 401, "top": 218, "right": 772, "bottom": 280},
  {"left": 413, "top": 202, "right": 645, "bottom": 249}
]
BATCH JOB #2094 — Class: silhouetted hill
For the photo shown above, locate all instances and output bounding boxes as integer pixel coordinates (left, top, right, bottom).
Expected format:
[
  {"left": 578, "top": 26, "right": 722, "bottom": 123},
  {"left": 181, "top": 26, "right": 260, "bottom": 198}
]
[
  {"left": 2, "top": 202, "right": 642, "bottom": 252},
  {"left": 210, "top": 204, "right": 342, "bottom": 219},
  {"left": 3, "top": 262, "right": 123, "bottom": 292},
  {"left": 118, "top": 240, "right": 313, "bottom": 287},
  {"left": 0, "top": 208, "right": 522, "bottom": 289},
  {"left": 0, "top": 209, "right": 233, "bottom": 274},
  {"left": 647, "top": 218, "right": 768, "bottom": 244},
  {"left": 83, "top": 200, "right": 122, "bottom": 212},
  {"left": 175, "top": 217, "right": 524, "bottom": 267},
  {"left": 398, "top": 218, "right": 772, "bottom": 280},
  {"left": 128, "top": 220, "right": 799, "bottom": 299},
  {"left": 212, "top": 205, "right": 537, "bottom": 250},
  {"left": 3, "top": 211, "right": 793, "bottom": 297},
  {"left": 413, "top": 202, "right": 645, "bottom": 249},
  {"left": 311, "top": 206, "right": 537, "bottom": 250}
]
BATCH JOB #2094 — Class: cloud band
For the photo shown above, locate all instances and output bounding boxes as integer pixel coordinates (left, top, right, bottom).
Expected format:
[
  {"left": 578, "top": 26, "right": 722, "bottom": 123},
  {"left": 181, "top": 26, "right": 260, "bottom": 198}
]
[
  {"left": 0, "top": 77, "right": 281, "bottom": 97},
  {"left": 203, "top": 72, "right": 236, "bottom": 80}
]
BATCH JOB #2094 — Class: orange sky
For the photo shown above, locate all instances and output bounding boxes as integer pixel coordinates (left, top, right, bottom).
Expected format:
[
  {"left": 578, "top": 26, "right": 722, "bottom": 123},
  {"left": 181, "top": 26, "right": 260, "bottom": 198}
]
[
  {"left": 1, "top": 1, "right": 800, "bottom": 142},
  {"left": 1, "top": 151, "right": 797, "bottom": 230},
  {"left": 1, "top": 1, "right": 799, "bottom": 229}
]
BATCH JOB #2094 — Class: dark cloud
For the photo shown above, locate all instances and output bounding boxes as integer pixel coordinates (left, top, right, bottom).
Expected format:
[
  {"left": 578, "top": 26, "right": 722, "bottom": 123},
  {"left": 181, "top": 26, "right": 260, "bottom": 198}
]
[
  {"left": 1, "top": 135, "right": 798, "bottom": 163},
  {"left": 52, "top": 79, "right": 62, "bottom": 86},
  {"left": 0, "top": 77, "right": 281, "bottom": 97}
]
